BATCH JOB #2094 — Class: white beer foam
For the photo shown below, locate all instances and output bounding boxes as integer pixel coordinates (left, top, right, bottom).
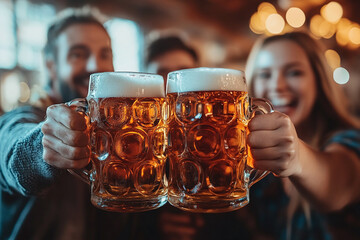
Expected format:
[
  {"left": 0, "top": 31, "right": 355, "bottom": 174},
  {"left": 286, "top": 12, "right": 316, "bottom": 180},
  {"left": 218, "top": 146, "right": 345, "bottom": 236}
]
[
  {"left": 167, "top": 67, "right": 247, "bottom": 93},
  {"left": 88, "top": 72, "right": 165, "bottom": 98}
]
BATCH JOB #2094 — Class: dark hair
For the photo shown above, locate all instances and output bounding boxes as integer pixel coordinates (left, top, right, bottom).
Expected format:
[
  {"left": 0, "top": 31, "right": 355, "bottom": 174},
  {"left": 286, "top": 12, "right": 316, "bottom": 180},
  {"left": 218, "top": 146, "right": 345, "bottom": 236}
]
[
  {"left": 145, "top": 36, "right": 198, "bottom": 65},
  {"left": 44, "top": 7, "right": 108, "bottom": 61}
]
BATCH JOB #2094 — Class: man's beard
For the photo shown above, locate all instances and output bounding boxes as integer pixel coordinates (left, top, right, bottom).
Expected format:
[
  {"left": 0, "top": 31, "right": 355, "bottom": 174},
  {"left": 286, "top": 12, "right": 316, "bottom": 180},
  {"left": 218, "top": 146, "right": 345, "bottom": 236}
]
[
  {"left": 58, "top": 73, "right": 91, "bottom": 102},
  {"left": 58, "top": 80, "right": 81, "bottom": 103}
]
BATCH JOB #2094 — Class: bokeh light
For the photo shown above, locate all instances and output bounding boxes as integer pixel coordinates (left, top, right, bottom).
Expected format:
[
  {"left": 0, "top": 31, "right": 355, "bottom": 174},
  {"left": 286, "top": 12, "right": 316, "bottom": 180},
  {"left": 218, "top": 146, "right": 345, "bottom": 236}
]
[
  {"left": 347, "top": 41, "right": 359, "bottom": 50},
  {"left": 325, "top": 49, "right": 341, "bottom": 70},
  {"left": 286, "top": 7, "right": 306, "bottom": 28},
  {"left": 319, "top": 20, "right": 336, "bottom": 39},
  {"left": 321, "top": 1, "right": 343, "bottom": 24},
  {"left": 258, "top": 2, "right": 277, "bottom": 25},
  {"left": 250, "top": 1, "right": 359, "bottom": 50},
  {"left": 310, "top": 15, "right": 324, "bottom": 38},
  {"left": 333, "top": 67, "right": 349, "bottom": 84},
  {"left": 250, "top": 12, "right": 266, "bottom": 34},
  {"left": 348, "top": 25, "right": 360, "bottom": 45},
  {"left": 258, "top": 2, "right": 277, "bottom": 14},
  {"left": 336, "top": 18, "right": 352, "bottom": 46},
  {"left": 19, "top": 82, "right": 31, "bottom": 103},
  {"left": 265, "top": 14, "right": 285, "bottom": 34},
  {"left": 1, "top": 72, "right": 21, "bottom": 112}
]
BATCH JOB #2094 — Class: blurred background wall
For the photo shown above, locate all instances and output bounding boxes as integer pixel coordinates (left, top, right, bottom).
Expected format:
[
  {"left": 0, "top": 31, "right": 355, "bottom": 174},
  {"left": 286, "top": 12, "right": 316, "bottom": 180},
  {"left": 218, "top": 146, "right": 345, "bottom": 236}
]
[{"left": 0, "top": 0, "right": 359, "bottom": 115}]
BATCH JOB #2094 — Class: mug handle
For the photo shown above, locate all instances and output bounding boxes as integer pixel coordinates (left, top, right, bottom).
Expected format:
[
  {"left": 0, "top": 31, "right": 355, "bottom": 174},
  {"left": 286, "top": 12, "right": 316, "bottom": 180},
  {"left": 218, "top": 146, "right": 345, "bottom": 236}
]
[
  {"left": 65, "top": 98, "right": 91, "bottom": 185},
  {"left": 247, "top": 97, "right": 274, "bottom": 187}
]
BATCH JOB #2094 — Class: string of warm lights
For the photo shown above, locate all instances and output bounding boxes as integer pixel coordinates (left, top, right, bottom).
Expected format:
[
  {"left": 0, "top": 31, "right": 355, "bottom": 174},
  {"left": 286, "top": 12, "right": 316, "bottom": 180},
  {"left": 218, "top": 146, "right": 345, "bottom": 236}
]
[{"left": 249, "top": 1, "right": 359, "bottom": 85}]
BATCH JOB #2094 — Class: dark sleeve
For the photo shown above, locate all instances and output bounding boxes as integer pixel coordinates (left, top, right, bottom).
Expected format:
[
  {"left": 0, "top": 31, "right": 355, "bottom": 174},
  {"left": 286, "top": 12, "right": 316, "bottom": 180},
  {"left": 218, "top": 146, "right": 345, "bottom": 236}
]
[
  {"left": 0, "top": 106, "right": 64, "bottom": 196},
  {"left": 327, "top": 130, "right": 360, "bottom": 157}
]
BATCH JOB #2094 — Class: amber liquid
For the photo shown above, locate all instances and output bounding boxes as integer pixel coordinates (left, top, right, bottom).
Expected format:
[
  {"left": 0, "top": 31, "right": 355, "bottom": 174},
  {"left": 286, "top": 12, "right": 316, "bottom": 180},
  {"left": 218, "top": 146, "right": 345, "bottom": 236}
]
[
  {"left": 88, "top": 97, "right": 167, "bottom": 212},
  {"left": 166, "top": 91, "right": 252, "bottom": 213}
]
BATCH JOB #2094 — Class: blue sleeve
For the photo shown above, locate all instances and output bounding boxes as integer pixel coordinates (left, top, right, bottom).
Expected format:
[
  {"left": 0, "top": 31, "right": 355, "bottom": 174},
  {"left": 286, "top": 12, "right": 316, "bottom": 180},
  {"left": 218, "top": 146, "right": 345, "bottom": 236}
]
[
  {"left": 0, "top": 106, "right": 64, "bottom": 196},
  {"left": 327, "top": 130, "right": 360, "bottom": 157}
]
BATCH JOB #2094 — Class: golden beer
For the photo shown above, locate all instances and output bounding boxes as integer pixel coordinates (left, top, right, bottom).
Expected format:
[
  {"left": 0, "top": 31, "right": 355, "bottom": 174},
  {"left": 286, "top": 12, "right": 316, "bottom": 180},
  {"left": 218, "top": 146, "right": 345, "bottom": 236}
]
[
  {"left": 166, "top": 68, "right": 272, "bottom": 213},
  {"left": 73, "top": 72, "right": 167, "bottom": 212}
]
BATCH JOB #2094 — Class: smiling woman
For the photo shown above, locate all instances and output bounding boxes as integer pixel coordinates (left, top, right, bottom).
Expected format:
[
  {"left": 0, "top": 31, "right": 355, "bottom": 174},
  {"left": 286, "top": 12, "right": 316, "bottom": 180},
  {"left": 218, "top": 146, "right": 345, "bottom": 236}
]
[
  {"left": 244, "top": 31, "right": 360, "bottom": 239},
  {"left": 246, "top": 31, "right": 358, "bottom": 145},
  {"left": 251, "top": 39, "right": 318, "bottom": 128}
]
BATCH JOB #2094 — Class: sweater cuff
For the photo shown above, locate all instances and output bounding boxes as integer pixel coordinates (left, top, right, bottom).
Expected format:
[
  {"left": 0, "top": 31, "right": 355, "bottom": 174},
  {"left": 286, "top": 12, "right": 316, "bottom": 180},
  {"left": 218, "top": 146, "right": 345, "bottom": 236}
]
[{"left": 10, "top": 123, "right": 65, "bottom": 196}]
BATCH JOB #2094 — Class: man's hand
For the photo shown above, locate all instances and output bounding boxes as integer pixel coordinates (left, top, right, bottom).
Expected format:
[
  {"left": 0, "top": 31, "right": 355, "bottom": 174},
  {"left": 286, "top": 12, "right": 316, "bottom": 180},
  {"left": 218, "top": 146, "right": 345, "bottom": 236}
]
[{"left": 42, "top": 103, "right": 90, "bottom": 169}]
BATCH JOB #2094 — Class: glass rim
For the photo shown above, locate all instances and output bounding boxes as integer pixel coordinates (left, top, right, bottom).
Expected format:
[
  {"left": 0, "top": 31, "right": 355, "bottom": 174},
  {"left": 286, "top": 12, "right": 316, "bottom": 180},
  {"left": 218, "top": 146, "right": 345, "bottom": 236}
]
[
  {"left": 166, "top": 67, "right": 247, "bottom": 94},
  {"left": 167, "top": 67, "right": 245, "bottom": 78},
  {"left": 90, "top": 71, "right": 163, "bottom": 79},
  {"left": 88, "top": 71, "right": 165, "bottom": 98}
]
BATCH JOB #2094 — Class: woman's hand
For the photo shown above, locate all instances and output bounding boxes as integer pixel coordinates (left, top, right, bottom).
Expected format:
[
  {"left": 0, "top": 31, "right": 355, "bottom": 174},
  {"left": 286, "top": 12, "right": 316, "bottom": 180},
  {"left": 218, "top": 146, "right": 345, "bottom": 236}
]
[{"left": 247, "top": 111, "right": 302, "bottom": 177}]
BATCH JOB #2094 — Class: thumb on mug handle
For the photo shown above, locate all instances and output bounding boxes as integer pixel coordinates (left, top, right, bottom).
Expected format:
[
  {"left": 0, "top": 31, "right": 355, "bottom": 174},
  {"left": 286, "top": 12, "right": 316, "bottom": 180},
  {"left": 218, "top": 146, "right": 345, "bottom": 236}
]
[
  {"left": 65, "top": 98, "right": 91, "bottom": 185},
  {"left": 247, "top": 97, "right": 274, "bottom": 187}
]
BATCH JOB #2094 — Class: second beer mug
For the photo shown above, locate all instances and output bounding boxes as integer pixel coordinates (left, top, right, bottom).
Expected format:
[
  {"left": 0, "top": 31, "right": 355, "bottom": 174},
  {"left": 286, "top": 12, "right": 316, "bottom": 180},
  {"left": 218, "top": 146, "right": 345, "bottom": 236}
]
[
  {"left": 166, "top": 67, "right": 273, "bottom": 213},
  {"left": 69, "top": 72, "right": 168, "bottom": 212}
]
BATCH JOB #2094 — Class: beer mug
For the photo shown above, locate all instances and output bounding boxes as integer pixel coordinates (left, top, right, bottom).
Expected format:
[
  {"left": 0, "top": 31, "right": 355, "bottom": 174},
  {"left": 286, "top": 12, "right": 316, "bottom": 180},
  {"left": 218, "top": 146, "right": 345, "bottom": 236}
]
[
  {"left": 166, "top": 67, "right": 273, "bottom": 213},
  {"left": 68, "top": 72, "right": 168, "bottom": 212}
]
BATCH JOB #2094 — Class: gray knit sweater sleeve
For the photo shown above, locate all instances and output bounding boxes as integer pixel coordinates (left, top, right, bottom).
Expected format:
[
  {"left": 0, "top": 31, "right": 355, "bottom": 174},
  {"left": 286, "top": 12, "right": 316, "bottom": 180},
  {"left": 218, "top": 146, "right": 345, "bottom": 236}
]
[{"left": 0, "top": 106, "right": 64, "bottom": 196}]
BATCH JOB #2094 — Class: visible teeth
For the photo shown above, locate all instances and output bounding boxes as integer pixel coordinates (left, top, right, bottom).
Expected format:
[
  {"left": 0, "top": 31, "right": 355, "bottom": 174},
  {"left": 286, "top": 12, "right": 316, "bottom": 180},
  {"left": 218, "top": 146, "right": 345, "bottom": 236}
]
[{"left": 271, "top": 98, "right": 290, "bottom": 106}]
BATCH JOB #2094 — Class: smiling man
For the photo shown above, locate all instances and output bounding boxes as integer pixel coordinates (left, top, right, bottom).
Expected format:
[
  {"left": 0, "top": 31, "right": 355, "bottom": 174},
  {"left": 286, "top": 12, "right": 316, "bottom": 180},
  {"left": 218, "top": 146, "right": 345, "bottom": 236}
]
[
  {"left": 0, "top": 7, "right": 137, "bottom": 240},
  {"left": 44, "top": 9, "right": 114, "bottom": 103}
]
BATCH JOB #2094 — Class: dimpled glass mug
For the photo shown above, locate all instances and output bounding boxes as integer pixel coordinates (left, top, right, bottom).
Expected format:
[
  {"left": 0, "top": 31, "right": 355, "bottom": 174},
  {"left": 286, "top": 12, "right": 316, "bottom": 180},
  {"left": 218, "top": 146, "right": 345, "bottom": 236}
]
[
  {"left": 68, "top": 72, "right": 168, "bottom": 212},
  {"left": 165, "top": 67, "right": 273, "bottom": 213}
]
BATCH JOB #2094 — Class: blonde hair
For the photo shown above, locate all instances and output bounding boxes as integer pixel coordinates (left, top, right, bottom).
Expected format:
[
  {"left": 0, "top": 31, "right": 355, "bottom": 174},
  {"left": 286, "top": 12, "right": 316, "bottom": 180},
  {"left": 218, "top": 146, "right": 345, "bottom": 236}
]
[{"left": 245, "top": 31, "right": 360, "bottom": 148}]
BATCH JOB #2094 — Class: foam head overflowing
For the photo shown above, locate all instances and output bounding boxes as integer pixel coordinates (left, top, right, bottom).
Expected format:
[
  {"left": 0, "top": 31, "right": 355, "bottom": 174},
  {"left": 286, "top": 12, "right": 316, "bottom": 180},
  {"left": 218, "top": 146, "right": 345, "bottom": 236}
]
[
  {"left": 167, "top": 67, "right": 247, "bottom": 93},
  {"left": 88, "top": 72, "right": 165, "bottom": 98}
]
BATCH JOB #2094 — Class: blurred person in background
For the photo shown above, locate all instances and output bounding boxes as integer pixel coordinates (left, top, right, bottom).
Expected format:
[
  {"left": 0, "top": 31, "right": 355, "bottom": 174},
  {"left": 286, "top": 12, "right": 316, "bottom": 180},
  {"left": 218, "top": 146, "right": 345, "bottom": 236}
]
[
  {"left": 145, "top": 34, "right": 199, "bottom": 89},
  {"left": 145, "top": 33, "right": 204, "bottom": 240},
  {"left": 245, "top": 31, "right": 360, "bottom": 240},
  {"left": 0, "top": 6, "right": 144, "bottom": 239},
  {"left": 145, "top": 34, "right": 256, "bottom": 240}
]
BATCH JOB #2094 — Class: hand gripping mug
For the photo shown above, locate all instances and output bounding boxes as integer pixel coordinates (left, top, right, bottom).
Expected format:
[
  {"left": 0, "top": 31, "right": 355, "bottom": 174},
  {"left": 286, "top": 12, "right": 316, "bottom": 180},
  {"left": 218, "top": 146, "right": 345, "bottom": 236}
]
[
  {"left": 68, "top": 72, "right": 168, "bottom": 212},
  {"left": 165, "top": 67, "right": 273, "bottom": 213}
]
